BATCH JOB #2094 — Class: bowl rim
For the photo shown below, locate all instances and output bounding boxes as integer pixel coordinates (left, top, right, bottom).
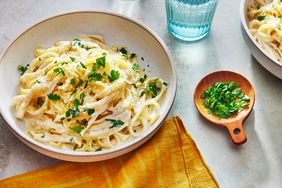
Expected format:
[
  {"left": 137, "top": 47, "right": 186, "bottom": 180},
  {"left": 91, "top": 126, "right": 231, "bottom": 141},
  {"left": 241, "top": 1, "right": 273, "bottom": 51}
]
[
  {"left": 239, "top": 0, "right": 282, "bottom": 67},
  {"left": 0, "top": 10, "right": 177, "bottom": 157}
]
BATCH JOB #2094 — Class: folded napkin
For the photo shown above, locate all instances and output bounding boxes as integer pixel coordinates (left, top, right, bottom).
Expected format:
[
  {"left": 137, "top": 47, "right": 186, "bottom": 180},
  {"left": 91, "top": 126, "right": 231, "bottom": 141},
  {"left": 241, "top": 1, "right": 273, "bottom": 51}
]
[{"left": 0, "top": 116, "right": 218, "bottom": 188}]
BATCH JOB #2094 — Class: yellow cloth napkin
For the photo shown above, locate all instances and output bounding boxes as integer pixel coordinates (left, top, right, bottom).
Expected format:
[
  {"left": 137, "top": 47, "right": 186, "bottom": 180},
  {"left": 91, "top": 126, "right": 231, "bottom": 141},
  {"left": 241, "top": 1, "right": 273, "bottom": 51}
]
[{"left": 0, "top": 116, "right": 218, "bottom": 188}]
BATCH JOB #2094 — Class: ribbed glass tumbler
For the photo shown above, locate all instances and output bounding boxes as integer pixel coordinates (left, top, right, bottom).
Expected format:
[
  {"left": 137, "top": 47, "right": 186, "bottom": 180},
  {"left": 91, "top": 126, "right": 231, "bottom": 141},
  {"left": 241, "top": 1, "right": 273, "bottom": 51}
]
[{"left": 165, "top": 0, "right": 217, "bottom": 41}]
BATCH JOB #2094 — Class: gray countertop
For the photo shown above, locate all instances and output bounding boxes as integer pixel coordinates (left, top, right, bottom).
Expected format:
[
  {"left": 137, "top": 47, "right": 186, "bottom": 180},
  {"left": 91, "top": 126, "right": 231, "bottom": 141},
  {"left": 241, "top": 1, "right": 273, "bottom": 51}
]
[{"left": 0, "top": 0, "right": 282, "bottom": 187}]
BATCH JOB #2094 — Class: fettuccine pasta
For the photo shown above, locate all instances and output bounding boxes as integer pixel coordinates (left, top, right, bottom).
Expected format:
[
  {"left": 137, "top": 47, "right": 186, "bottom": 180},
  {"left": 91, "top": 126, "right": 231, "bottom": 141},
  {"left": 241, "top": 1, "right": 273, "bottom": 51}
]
[
  {"left": 12, "top": 35, "right": 167, "bottom": 152},
  {"left": 248, "top": 0, "right": 282, "bottom": 62}
]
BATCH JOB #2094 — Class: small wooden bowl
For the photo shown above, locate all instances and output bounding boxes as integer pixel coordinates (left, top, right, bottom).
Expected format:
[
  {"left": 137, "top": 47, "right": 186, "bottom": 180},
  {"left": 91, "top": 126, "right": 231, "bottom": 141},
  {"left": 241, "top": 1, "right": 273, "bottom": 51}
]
[{"left": 194, "top": 71, "right": 255, "bottom": 145}]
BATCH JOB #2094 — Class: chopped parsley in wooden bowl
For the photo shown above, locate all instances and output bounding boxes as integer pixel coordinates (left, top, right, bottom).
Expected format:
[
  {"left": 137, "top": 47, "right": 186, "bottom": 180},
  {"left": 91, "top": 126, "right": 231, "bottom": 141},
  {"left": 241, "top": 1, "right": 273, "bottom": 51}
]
[
  {"left": 200, "top": 82, "right": 250, "bottom": 119},
  {"left": 194, "top": 71, "right": 255, "bottom": 144}
]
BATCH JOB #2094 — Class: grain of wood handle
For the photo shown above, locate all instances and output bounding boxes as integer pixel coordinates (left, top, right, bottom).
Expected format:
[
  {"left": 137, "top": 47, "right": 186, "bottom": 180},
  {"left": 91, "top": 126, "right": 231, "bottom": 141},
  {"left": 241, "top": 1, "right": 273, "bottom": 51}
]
[{"left": 225, "top": 121, "right": 247, "bottom": 145}]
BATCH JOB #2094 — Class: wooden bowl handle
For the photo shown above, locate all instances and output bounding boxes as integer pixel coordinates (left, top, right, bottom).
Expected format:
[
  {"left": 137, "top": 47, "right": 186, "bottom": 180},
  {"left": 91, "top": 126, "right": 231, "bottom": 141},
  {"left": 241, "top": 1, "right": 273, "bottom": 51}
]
[{"left": 226, "top": 121, "right": 247, "bottom": 145}]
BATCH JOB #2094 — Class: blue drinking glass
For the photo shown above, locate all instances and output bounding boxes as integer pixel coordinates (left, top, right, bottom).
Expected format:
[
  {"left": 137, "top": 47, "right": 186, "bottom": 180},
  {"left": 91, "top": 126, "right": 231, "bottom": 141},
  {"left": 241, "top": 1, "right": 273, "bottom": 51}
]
[{"left": 165, "top": 0, "right": 218, "bottom": 41}]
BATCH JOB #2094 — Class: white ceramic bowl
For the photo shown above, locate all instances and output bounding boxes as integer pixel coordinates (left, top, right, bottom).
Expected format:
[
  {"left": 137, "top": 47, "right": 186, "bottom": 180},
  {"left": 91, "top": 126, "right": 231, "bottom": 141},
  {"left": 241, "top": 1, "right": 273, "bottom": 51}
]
[
  {"left": 0, "top": 11, "right": 176, "bottom": 162},
  {"left": 240, "top": 0, "right": 282, "bottom": 79}
]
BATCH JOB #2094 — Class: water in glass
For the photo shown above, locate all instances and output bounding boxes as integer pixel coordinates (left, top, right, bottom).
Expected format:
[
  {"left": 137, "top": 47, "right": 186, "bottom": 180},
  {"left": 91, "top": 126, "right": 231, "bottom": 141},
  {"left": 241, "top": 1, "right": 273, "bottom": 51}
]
[{"left": 166, "top": 0, "right": 217, "bottom": 41}]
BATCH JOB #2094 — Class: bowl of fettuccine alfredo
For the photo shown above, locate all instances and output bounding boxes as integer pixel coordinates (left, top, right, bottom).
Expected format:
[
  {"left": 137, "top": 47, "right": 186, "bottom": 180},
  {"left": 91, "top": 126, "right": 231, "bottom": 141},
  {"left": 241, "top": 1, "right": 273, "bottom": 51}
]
[
  {"left": 0, "top": 11, "right": 176, "bottom": 162},
  {"left": 240, "top": 0, "right": 282, "bottom": 79}
]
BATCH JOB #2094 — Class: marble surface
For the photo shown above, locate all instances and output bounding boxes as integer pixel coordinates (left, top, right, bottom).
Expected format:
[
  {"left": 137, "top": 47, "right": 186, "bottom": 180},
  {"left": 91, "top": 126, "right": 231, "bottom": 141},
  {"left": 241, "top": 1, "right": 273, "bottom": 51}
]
[{"left": 0, "top": 0, "right": 282, "bottom": 187}]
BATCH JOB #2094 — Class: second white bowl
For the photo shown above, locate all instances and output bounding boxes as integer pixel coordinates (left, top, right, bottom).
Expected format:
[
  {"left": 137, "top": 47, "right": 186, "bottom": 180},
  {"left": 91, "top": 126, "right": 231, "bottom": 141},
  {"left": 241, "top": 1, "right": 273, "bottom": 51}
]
[{"left": 240, "top": 0, "right": 282, "bottom": 79}]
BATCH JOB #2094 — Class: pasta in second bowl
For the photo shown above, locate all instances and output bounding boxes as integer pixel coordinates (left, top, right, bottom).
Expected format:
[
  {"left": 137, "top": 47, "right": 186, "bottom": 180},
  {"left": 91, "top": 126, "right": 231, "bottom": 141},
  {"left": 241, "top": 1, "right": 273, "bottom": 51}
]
[
  {"left": 0, "top": 11, "right": 176, "bottom": 161},
  {"left": 248, "top": 0, "right": 282, "bottom": 63},
  {"left": 240, "top": 0, "right": 282, "bottom": 79}
]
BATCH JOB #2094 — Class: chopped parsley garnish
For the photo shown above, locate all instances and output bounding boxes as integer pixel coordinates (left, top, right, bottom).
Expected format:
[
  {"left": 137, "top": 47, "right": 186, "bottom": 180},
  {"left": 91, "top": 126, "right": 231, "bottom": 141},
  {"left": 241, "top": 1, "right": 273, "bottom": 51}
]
[
  {"left": 80, "top": 92, "right": 85, "bottom": 104},
  {"left": 132, "top": 63, "right": 139, "bottom": 73},
  {"left": 88, "top": 72, "right": 102, "bottom": 82},
  {"left": 41, "top": 134, "right": 45, "bottom": 138},
  {"left": 84, "top": 81, "right": 88, "bottom": 89},
  {"left": 71, "top": 38, "right": 85, "bottom": 48},
  {"left": 57, "top": 82, "right": 63, "bottom": 86},
  {"left": 140, "top": 78, "right": 145, "bottom": 83},
  {"left": 70, "top": 126, "right": 82, "bottom": 134},
  {"left": 84, "top": 108, "right": 95, "bottom": 115},
  {"left": 96, "top": 56, "right": 106, "bottom": 67},
  {"left": 73, "top": 99, "right": 80, "bottom": 108},
  {"left": 118, "top": 47, "right": 136, "bottom": 59},
  {"left": 92, "top": 56, "right": 106, "bottom": 71},
  {"left": 70, "top": 78, "right": 76, "bottom": 85},
  {"left": 201, "top": 82, "right": 250, "bottom": 119},
  {"left": 18, "top": 64, "right": 29, "bottom": 75},
  {"left": 36, "top": 80, "right": 41, "bottom": 84},
  {"left": 163, "top": 82, "right": 168, "bottom": 86},
  {"left": 79, "top": 62, "right": 87, "bottom": 69},
  {"left": 108, "top": 70, "right": 120, "bottom": 82},
  {"left": 258, "top": 16, "right": 266, "bottom": 21},
  {"left": 95, "top": 148, "right": 102, "bottom": 152},
  {"left": 92, "top": 63, "right": 100, "bottom": 71},
  {"left": 119, "top": 47, "right": 128, "bottom": 56},
  {"left": 102, "top": 72, "right": 108, "bottom": 78},
  {"left": 37, "top": 97, "right": 44, "bottom": 107},
  {"left": 140, "top": 79, "right": 160, "bottom": 98},
  {"left": 76, "top": 79, "right": 83, "bottom": 88},
  {"left": 256, "top": 5, "right": 260, "bottom": 10},
  {"left": 130, "top": 53, "right": 136, "bottom": 59},
  {"left": 65, "top": 108, "right": 80, "bottom": 118},
  {"left": 105, "top": 119, "right": 125, "bottom": 129},
  {"left": 132, "top": 83, "right": 137, "bottom": 88},
  {"left": 47, "top": 93, "right": 61, "bottom": 101},
  {"left": 73, "top": 144, "right": 78, "bottom": 151},
  {"left": 72, "top": 88, "right": 77, "bottom": 94},
  {"left": 140, "top": 74, "right": 147, "bottom": 83},
  {"left": 69, "top": 137, "right": 74, "bottom": 142},
  {"left": 60, "top": 117, "right": 66, "bottom": 121},
  {"left": 53, "top": 67, "right": 65, "bottom": 75},
  {"left": 70, "top": 56, "right": 76, "bottom": 62},
  {"left": 70, "top": 120, "right": 87, "bottom": 134}
]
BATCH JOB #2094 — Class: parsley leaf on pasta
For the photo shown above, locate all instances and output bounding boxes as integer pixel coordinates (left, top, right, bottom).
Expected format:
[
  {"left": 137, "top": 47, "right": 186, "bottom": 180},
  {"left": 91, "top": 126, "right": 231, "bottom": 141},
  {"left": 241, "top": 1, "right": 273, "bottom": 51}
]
[
  {"left": 140, "top": 79, "right": 160, "bottom": 98},
  {"left": 65, "top": 108, "right": 80, "bottom": 118},
  {"left": 37, "top": 97, "right": 44, "bottom": 107},
  {"left": 53, "top": 67, "right": 65, "bottom": 75},
  {"left": 76, "top": 79, "right": 83, "bottom": 88},
  {"left": 96, "top": 56, "right": 106, "bottom": 67},
  {"left": 105, "top": 119, "right": 124, "bottom": 129},
  {"left": 88, "top": 72, "right": 102, "bottom": 82},
  {"left": 108, "top": 70, "right": 120, "bottom": 82},
  {"left": 132, "top": 63, "right": 139, "bottom": 73},
  {"left": 80, "top": 62, "right": 86, "bottom": 69},
  {"left": 84, "top": 108, "right": 95, "bottom": 115},
  {"left": 47, "top": 93, "right": 61, "bottom": 101},
  {"left": 18, "top": 64, "right": 29, "bottom": 75},
  {"left": 73, "top": 99, "right": 80, "bottom": 108}
]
